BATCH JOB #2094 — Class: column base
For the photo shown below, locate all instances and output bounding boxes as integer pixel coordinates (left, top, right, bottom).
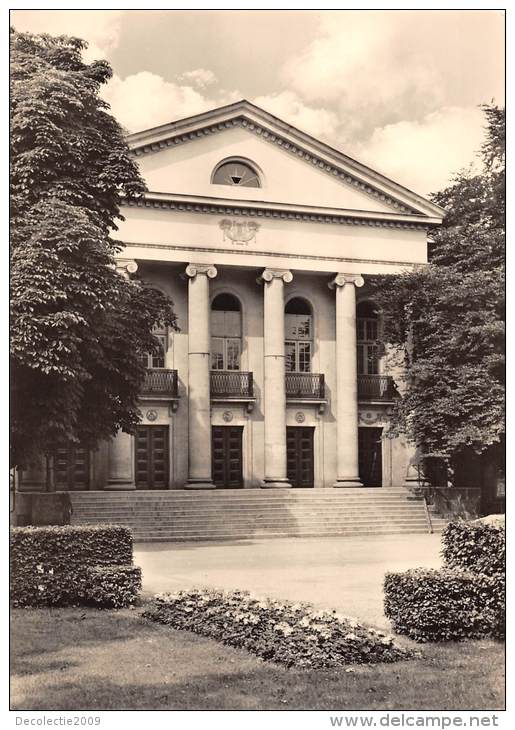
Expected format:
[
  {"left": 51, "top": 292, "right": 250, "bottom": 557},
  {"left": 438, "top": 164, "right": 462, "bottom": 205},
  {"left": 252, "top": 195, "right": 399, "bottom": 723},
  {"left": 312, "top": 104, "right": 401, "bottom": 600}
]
[
  {"left": 105, "top": 483, "right": 136, "bottom": 491},
  {"left": 261, "top": 479, "right": 292, "bottom": 489},
  {"left": 183, "top": 481, "right": 216, "bottom": 490},
  {"left": 333, "top": 478, "right": 363, "bottom": 488}
]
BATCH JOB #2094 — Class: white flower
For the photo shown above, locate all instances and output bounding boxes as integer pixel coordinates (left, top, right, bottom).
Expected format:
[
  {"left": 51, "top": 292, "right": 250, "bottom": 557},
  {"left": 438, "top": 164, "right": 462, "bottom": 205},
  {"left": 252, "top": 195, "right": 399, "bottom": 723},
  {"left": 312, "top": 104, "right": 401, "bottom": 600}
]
[
  {"left": 37, "top": 584, "right": 45, "bottom": 591},
  {"left": 36, "top": 564, "right": 44, "bottom": 574},
  {"left": 274, "top": 622, "right": 293, "bottom": 636}
]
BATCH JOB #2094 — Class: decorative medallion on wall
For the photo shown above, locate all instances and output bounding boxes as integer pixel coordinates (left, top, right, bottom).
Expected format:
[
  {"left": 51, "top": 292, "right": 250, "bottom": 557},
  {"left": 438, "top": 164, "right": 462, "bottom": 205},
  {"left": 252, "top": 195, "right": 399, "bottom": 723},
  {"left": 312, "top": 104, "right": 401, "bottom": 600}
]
[
  {"left": 295, "top": 411, "right": 306, "bottom": 424},
  {"left": 222, "top": 410, "right": 234, "bottom": 422},
  {"left": 219, "top": 219, "right": 260, "bottom": 246},
  {"left": 358, "top": 410, "right": 388, "bottom": 426},
  {"left": 146, "top": 409, "right": 158, "bottom": 422}
]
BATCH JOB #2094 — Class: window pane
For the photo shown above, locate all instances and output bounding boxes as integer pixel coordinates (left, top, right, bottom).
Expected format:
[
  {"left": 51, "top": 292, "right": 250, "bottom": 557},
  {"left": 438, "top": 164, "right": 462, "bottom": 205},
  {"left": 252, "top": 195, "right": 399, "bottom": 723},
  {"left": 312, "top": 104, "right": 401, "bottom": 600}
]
[
  {"left": 211, "top": 338, "right": 224, "bottom": 370},
  {"left": 357, "top": 319, "right": 365, "bottom": 341},
  {"left": 297, "top": 315, "right": 312, "bottom": 340},
  {"left": 298, "top": 342, "right": 311, "bottom": 372},
  {"left": 366, "top": 319, "right": 378, "bottom": 341},
  {"left": 367, "top": 345, "right": 379, "bottom": 374},
  {"left": 285, "top": 342, "right": 296, "bottom": 372},
  {"left": 226, "top": 339, "right": 241, "bottom": 370},
  {"left": 357, "top": 345, "right": 365, "bottom": 375},
  {"left": 151, "top": 335, "right": 166, "bottom": 368},
  {"left": 224, "top": 311, "right": 241, "bottom": 337},
  {"left": 211, "top": 311, "right": 225, "bottom": 337},
  {"left": 285, "top": 314, "right": 297, "bottom": 340}
]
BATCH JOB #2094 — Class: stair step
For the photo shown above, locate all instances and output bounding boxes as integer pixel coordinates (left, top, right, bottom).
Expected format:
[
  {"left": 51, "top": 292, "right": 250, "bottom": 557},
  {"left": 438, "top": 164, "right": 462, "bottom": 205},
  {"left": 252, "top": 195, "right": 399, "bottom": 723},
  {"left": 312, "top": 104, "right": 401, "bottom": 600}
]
[{"left": 68, "top": 488, "right": 432, "bottom": 542}]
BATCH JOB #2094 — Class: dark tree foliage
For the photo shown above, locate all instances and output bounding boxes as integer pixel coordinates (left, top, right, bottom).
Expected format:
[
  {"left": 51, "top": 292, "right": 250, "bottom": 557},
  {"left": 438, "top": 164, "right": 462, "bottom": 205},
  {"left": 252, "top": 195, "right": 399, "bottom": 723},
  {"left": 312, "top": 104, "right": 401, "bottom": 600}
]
[
  {"left": 369, "top": 104, "right": 504, "bottom": 490},
  {"left": 10, "top": 29, "right": 177, "bottom": 472}
]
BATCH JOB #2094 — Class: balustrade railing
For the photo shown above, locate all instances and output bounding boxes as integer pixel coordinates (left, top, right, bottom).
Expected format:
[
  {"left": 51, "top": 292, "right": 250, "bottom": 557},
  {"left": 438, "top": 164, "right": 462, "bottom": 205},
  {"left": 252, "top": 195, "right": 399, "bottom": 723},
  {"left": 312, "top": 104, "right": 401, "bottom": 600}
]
[
  {"left": 358, "top": 374, "right": 397, "bottom": 401},
  {"left": 286, "top": 372, "right": 325, "bottom": 400},
  {"left": 210, "top": 370, "right": 254, "bottom": 398},
  {"left": 141, "top": 368, "right": 178, "bottom": 397}
]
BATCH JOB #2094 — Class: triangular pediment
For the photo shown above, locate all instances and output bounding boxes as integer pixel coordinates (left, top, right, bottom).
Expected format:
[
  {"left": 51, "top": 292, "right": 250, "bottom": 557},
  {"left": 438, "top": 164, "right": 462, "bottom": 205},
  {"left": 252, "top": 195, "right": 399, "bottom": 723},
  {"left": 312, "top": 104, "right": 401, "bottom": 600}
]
[{"left": 126, "top": 100, "right": 445, "bottom": 221}]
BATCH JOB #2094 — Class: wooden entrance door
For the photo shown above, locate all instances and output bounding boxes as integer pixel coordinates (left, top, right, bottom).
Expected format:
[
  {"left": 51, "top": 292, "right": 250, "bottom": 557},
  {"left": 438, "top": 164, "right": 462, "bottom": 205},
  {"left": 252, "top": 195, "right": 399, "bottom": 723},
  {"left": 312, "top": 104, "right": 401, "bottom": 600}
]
[
  {"left": 358, "top": 427, "right": 383, "bottom": 487},
  {"left": 212, "top": 426, "right": 243, "bottom": 488},
  {"left": 54, "top": 443, "right": 90, "bottom": 490},
  {"left": 287, "top": 427, "right": 314, "bottom": 488},
  {"left": 135, "top": 426, "right": 169, "bottom": 489}
]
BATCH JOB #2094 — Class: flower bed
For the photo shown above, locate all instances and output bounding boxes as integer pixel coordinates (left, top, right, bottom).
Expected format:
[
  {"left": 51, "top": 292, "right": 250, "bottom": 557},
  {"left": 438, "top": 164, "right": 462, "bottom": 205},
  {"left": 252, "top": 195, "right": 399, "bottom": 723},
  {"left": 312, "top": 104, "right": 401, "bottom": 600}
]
[{"left": 143, "top": 588, "right": 416, "bottom": 668}]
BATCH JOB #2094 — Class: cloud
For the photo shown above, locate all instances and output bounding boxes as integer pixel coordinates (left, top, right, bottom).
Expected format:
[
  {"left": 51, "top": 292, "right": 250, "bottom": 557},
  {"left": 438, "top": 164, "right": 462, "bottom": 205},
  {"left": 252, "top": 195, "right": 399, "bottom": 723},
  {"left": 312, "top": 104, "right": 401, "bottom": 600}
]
[
  {"left": 281, "top": 11, "right": 504, "bottom": 138},
  {"left": 10, "top": 9, "right": 123, "bottom": 62},
  {"left": 349, "top": 106, "right": 486, "bottom": 196},
  {"left": 101, "top": 71, "right": 238, "bottom": 133},
  {"left": 178, "top": 69, "right": 217, "bottom": 89},
  {"left": 252, "top": 91, "right": 340, "bottom": 142}
]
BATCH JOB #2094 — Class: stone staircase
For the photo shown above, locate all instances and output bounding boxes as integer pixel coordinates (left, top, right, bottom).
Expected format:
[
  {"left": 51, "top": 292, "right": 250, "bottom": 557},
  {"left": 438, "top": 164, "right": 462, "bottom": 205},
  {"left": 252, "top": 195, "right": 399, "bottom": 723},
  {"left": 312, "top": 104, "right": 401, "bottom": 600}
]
[{"left": 69, "top": 488, "right": 445, "bottom": 542}]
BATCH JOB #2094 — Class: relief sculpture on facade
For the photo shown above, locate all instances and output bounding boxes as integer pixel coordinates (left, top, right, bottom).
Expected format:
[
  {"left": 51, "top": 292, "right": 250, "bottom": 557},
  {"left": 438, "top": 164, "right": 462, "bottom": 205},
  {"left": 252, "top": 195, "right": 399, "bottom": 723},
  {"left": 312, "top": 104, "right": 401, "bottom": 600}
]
[{"left": 219, "top": 219, "right": 260, "bottom": 245}]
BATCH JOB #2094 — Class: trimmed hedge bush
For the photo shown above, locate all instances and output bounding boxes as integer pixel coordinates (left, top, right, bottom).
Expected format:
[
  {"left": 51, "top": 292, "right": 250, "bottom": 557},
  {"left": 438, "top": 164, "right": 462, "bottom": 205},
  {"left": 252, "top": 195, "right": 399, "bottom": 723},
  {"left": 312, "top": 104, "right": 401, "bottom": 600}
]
[
  {"left": 384, "top": 568, "right": 505, "bottom": 642},
  {"left": 10, "top": 525, "right": 134, "bottom": 607},
  {"left": 143, "top": 588, "right": 417, "bottom": 668},
  {"left": 441, "top": 521, "right": 505, "bottom": 576},
  {"left": 85, "top": 565, "right": 142, "bottom": 608}
]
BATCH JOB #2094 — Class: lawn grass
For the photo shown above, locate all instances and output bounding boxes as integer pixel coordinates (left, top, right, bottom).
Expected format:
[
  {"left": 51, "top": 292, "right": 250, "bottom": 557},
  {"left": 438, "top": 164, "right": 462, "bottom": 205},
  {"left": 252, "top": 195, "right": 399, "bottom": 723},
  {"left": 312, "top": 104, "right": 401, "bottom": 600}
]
[{"left": 10, "top": 606, "right": 505, "bottom": 711}]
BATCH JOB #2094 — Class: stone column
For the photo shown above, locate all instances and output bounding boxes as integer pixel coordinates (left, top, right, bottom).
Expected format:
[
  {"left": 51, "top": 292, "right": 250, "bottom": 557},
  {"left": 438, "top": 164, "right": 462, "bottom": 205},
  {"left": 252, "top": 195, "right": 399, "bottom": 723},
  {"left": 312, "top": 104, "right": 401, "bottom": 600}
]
[
  {"left": 329, "top": 273, "right": 364, "bottom": 487},
  {"left": 106, "top": 260, "right": 139, "bottom": 490},
  {"left": 259, "top": 268, "right": 293, "bottom": 488},
  {"left": 107, "top": 431, "right": 135, "bottom": 489},
  {"left": 184, "top": 263, "right": 217, "bottom": 489}
]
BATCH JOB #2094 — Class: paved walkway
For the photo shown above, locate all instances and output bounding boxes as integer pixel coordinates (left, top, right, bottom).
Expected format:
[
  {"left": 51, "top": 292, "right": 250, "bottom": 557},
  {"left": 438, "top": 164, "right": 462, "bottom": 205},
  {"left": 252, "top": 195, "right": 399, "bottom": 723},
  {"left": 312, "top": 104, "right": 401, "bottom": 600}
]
[{"left": 135, "top": 533, "right": 442, "bottom": 629}]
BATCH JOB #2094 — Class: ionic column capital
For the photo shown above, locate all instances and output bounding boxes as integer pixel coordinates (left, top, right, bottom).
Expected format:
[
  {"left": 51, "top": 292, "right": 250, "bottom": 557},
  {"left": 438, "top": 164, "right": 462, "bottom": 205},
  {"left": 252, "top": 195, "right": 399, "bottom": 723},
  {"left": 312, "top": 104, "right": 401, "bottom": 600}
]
[
  {"left": 185, "top": 263, "right": 218, "bottom": 279},
  {"left": 328, "top": 273, "right": 365, "bottom": 290},
  {"left": 116, "top": 259, "right": 138, "bottom": 279},
  {"left": 258, "top": 268, "right": 293, "bottom": 284}
]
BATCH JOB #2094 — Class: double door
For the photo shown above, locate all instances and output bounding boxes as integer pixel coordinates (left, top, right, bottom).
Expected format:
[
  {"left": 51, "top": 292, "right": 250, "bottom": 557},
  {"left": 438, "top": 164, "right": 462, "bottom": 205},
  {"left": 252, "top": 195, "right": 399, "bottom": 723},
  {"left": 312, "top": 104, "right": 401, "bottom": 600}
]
[
  {"left": 212, "top": 426, "right": 244, "bottom": 488},
  {"left": 54, "top": 443, "right": 90, "bottom": 490},
  {"left": 287, "top": 427, "right": 314, "bottom": 488},
  {"left": 135, "top": 426, "right": 169, "bottom": 489}
]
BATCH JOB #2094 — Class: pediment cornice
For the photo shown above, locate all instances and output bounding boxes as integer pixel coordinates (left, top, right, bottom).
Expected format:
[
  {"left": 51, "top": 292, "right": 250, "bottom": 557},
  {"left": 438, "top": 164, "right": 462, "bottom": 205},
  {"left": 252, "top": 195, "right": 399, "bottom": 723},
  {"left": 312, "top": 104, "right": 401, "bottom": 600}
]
[
  {"left": 124, "top": 191, "right": 439, "bottom": 231},
  {"left": 127, "top": 100, "right": 445, "bottom": 221}
]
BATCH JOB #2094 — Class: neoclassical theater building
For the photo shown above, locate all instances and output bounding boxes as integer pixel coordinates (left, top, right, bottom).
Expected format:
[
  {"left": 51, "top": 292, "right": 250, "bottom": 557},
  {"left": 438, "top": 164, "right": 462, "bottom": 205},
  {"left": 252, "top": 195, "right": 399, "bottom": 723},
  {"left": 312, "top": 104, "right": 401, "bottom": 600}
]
[{"left": 21, "top": 101, "right": 445, "bottom": 494}]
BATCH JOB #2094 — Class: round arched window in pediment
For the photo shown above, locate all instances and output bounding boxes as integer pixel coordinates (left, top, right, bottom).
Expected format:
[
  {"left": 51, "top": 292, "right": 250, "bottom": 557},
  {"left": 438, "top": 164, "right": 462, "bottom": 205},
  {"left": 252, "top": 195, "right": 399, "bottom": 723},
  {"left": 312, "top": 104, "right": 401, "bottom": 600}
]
[{"left": 212, "top": 159, "right": 261, "bottom": 188}]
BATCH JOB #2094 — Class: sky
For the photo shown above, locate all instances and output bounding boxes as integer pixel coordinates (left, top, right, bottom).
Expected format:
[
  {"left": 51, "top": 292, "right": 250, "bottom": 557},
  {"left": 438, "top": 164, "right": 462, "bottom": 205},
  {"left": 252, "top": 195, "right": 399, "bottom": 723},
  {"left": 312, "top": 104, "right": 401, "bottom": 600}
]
[{"left": 10, "top": 8, "right": 505, "bottom": 197}]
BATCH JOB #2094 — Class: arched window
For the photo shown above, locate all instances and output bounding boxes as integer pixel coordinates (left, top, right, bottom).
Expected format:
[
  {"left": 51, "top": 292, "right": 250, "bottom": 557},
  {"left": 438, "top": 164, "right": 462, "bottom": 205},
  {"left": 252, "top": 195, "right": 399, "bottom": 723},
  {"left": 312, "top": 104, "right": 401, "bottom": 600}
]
[
  {"left": 211, "top": 293, "right": 242, "bottom": 370},
  {"left": 357, "top": 301, "right": 380, "bottom": 375},
  {"left": 285, "top": 298, "right": 313, "bottom": 373},
  {"left": 212, "top": 159, "right": 261, "bottom": 188},
  {"left": 141, "top": 323, "right": 167, "bottom": 369}
]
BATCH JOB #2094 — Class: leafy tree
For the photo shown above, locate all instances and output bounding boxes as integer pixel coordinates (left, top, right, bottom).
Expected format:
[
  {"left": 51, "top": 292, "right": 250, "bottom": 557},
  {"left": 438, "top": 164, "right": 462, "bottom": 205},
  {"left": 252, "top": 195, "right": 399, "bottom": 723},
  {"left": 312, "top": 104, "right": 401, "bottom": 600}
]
[
  {"left": 10, "top": 29, "right": 177, "bottom": 481},
  {"left": 370, "top": 104, "right": 504, "bottom": 501}
]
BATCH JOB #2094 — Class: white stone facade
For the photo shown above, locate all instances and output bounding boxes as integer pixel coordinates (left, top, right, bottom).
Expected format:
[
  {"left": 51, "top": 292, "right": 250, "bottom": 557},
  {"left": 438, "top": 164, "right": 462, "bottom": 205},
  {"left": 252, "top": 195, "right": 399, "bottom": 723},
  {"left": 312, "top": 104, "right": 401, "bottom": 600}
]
[{"left": 20, "top": 101, "right": 444, "bottom": 492}]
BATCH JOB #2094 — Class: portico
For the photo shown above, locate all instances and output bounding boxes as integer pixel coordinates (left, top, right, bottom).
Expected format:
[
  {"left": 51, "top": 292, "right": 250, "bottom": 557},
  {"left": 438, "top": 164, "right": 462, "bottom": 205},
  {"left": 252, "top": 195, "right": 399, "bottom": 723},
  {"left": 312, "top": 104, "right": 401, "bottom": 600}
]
[{"left": 18, "top": 100, "right": 444, "bottom": 496}]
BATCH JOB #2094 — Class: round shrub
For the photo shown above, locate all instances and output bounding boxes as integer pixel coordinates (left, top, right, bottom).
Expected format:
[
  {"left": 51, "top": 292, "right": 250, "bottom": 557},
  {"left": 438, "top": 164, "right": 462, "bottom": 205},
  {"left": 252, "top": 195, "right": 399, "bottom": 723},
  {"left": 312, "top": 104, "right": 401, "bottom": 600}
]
[
  {"left": 143, "top": 588, "right": 417, "bottom": 668},
  {"left": 384, "top": 568, "right": 505, "bottom": 642}
]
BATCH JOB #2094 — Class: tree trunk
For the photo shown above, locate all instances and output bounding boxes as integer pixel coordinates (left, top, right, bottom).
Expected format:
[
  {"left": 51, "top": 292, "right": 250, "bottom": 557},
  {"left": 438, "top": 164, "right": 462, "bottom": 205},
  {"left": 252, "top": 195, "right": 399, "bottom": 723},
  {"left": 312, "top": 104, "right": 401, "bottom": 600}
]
[{"left": 45, "top": 454, "right": 55, "bottom": 493}]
